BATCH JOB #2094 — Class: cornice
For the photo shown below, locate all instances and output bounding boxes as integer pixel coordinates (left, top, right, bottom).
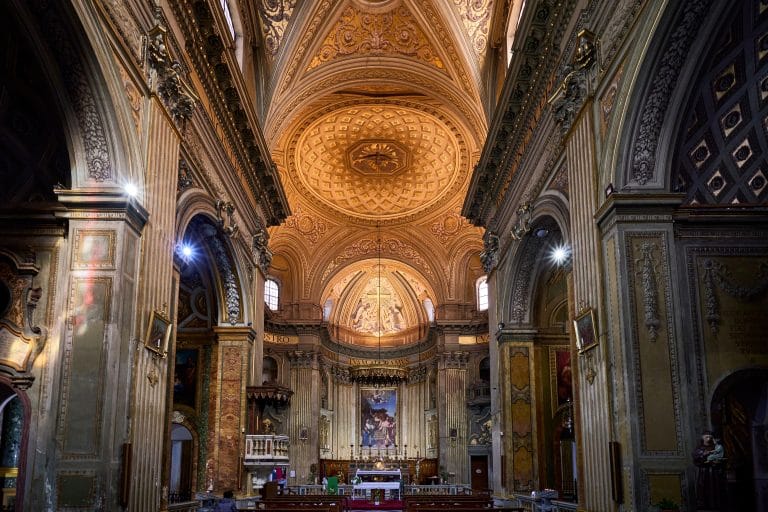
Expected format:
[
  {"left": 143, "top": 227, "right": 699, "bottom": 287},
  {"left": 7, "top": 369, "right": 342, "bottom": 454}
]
[
  {"left": 53, "top": 188, "right": 150, "bottom": 234},
  {"left": 169, "top": 0, "right": 290, "bottom": 226},
  {"left": 462, "top": 0, "right": 577, "bottom": 227}
]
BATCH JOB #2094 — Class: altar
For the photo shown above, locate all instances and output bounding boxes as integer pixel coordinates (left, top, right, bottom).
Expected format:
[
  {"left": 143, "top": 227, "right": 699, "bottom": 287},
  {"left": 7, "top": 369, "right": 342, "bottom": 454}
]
[{"left": 353, "top": 469, "right": 402, "bottom": 500}]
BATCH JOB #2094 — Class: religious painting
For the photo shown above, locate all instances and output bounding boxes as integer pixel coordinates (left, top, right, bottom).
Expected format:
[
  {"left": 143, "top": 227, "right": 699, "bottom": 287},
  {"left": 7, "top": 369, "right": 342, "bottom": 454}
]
[
  {"left": 550, "top": 347, "right": 573, "bottom": 413},
  {"left": 361, "top": 388, "right": 397, "bottom": 448},
  {"left": 574, "top": 308, "right": 598, "bottom": 351},
  {"left": 144, "top": 309, "right": 171, "bottom": 355},
  {"left": 174, "top": 348, "right": 198, "bottom": 408}
]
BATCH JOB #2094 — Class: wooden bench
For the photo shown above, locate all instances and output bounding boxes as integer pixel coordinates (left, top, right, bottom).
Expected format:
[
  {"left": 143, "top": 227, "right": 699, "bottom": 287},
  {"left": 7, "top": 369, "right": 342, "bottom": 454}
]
[{"left": 257, "top": 495, "right": 347, "bottom": 512}]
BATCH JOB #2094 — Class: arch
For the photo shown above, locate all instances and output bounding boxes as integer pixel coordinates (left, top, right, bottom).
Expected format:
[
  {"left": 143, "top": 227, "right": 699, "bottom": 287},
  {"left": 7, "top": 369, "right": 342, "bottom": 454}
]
[
  {"left": 498, "top": 215, "right": 567, "bottom": 326},
  {"left": 8, "top": 0, "right": 140, "bottom": 191},
  {"left": 178, "top": 214, "right": 246, "bottom": 326},
  {"left": 707, "top": 367, "right": 768, "bottom": 512},
  {"left": 169, "top": 417, "right": 200, "bottom": 502},
  {"left": 618, "top": 0, "right": 731, "bottom": 189},
  {"left": 0, "top": 377, "right": 30, "bottom": 512}
]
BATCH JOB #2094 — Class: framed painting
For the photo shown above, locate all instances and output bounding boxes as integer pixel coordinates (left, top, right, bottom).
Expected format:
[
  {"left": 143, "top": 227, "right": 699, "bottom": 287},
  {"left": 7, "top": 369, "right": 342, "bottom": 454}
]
[
  {"left": 145, "top": 310, "right": 171, "bottom": 355},
  {"left": 174, "top": 348, "right": 198, "bottom": 407},
  {"left": 549, "top": 346, "right": 572, "bottom": 413},
  {"left": 574, "top": 308, "right": 598, "bottom": 352},
  {"left": 361, "top": 388, "right": 397, "bottom": 448}
]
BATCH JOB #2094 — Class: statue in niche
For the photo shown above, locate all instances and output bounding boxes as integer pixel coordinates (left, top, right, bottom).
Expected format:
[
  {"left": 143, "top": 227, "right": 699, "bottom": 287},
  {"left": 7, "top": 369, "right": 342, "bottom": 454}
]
[
  {"left": 319, "top": 415, "right": 330, "bottom": 449},
  {"left": 692, "top": 430, "right": 726, "bottom": 510},
  {"left": 427, "top": 415, "right": 437, "bottom": 449}
]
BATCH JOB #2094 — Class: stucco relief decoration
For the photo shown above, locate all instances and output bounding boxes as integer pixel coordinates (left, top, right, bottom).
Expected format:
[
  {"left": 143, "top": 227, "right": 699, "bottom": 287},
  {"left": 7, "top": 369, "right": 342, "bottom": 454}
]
[
  {"left": 200, "top": 223, "right": 241, "bottom": 325},
  {"left": 599, "top": 64, "right": 624, "bottom": 137},
  {"left": 700, "top": 258, "right": 768, "bottom": 335},
  {"left": 292, "top": 103, "right": 463, "bottom": 222},
  {"left": 29, "top": 1, "right": 113, "bottom": 182},
  {"left": 0, "top": 255, "right": 45, "bottom": 385},
  {"left": 630, "top": 0, "right": 711, "bottom": 185},
  {"left": 252, "top": 229, "right": 273, "bottom": 275},
  {"left": 322, "top": 237, "right": 434, "bottom": 282},
  {"left": 636, "top": 242, "right": 661, "bottom": 342},
  {"left": 257, "top": 0, "right": 297, "bottom": 60},
  {"left": 451, "top": 0, "right": 492, "bottom": 55},
  {"left": 550, "top": 30, "right": 597, "bottom": 134},
  {"left": 178, "top": 158, "right": 194, "bottom": 192},
  {"left": 349, "top": 277, "right": 405, "bottom": 335},
  {"left": 284, "top": 207, "right": 328, "bottom": 244},
  {"left": 479, "top": 232, "right": 499, "bottom": 274},
  {"left": 548, "top": 164, "right": 569, "bottom": 197},
  {"left": 430, "top": 213, "right": 471, "bottom": 244},
  {"left": 308, "top": 5, "right": 445, "bottom": 71},
  {"left": 118, "top": 65, "right": 143, "bottom": 135},
  {"left": 147, "top": 26, "right": 196, "bottom": 123},
  {"left": 101, "top": 0, "right": 143, "bottom": 61}
]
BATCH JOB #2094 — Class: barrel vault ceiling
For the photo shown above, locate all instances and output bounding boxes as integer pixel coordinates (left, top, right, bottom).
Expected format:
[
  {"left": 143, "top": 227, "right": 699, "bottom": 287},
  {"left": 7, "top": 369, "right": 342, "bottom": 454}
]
[{"left": 258, "top": 0, "right": 494, "bottom": 345}]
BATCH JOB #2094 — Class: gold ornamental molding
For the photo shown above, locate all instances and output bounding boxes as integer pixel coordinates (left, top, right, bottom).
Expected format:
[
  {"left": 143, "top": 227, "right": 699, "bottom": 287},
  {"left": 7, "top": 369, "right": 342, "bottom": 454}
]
[
  {"left": 307, "top": 4, "right": 446, "bottom": 72},
  {"left": 349, "top": 364, "right": 408, "bottom": 386}
]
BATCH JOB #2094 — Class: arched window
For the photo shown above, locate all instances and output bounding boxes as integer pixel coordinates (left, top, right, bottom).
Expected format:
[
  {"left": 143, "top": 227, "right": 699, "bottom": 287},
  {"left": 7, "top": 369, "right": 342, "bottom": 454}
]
[
  {"left": 423, "top": 298, "right": 435, "bottom": 322},
  {"left": 220, "top": 0, "right": 235, "bottom": 40},
  {"left": 264, "top": 279, "right": 279, "bottom": 310},
  {"left": 263, "top": 356, "right": 278, "bottom": 384},
  {"left": 476, "top": 276, "right": 488, "bottom": 311},
  {"left": 505, "top": 0, "right": 527, "bottom": 66}
]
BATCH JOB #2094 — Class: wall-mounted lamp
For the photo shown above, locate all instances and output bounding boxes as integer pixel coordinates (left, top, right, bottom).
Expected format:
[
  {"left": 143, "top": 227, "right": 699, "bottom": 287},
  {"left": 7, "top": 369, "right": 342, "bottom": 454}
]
[
  {"left": 299, "top": 426, "right": 308, "bottom": 443},
  {"left": 497, "top": 322, "right": 505, "bottom": 331},
  {"left": 449, "top": 428, "right": 458, "bottom": 447}
]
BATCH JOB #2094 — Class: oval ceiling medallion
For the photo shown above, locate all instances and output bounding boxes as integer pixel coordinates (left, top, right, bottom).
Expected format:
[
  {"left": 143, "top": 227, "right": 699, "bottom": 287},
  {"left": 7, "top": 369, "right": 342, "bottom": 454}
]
[{"left": 291, "top": 104, "right": 463, "bottom": 222}]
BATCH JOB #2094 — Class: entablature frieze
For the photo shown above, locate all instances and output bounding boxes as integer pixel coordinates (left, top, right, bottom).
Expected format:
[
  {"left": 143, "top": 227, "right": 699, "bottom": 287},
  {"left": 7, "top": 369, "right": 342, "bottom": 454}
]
[
  {"left": 496, "top": 328, "right": 538, "bottom": 345},
  {"left": 595, "top": 193, "right": 685, "bottom": 234}
]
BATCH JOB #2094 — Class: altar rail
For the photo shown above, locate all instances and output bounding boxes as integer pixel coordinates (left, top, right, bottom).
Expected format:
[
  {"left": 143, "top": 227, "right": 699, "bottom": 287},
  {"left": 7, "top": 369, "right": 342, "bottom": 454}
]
[
  {"left": 284, "top": 484, "right": 472, "bottom": 496},
  {"left": 509, "top": 494, "right": 578, "bottom": 512},
  {"left": 244, "top": 434, "right": 289, "bottom": 464}
]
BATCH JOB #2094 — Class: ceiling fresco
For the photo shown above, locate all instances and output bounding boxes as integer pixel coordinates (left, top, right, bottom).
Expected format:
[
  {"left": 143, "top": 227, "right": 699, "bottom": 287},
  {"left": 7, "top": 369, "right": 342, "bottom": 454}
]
[{"left": 262, "top": 0, "right": 491, "bottom": 347}]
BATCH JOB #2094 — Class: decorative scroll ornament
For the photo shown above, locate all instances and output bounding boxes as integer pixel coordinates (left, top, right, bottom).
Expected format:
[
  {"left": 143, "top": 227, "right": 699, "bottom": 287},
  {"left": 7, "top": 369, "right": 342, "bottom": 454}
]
[
  {"left": 215, "top": 199, "right": 238, "bottom": 237},
  {"left": 479, "top": 232, "right": 500, "bottom": 274},
  {"left": 631, "top": 0, "right": 712, "bottom": 185},
  {"left": 636, "top": 242, "right": 661, "bottom": 342},
  {"left": 701, "top": 259, "right": 768, "bottom": 335},
  {"left": 0, "top": 251, "right": 46, "bottom": 389},
  {"left": 549, "top": 30, "right": 597, "bottom": 134},
  {"left": 349, "top": 364, "right": 408, "bottom": 387},
  {"left": 178, "top": 158, "right": 194, "bottom": 192},
  {"left": 287, "top": 350, "right": 316, "bottom": 368},
  {"left": 252, "top": 229, "right": 273, "bottom": 276},
  {"left": 200, "top": 222, "right": 240, "bottom": 325},
  {"left": 582, "top": 352, "right": 597, "bottom": 385},
  {"left": 510, "top": 203, "right": 533, "bottom": 240},
  {"left": 146, "top": 25, "right": 196, "bottom": 122},
  {"left": 246, "top": 384, "right": 293, "bottom": 407}
]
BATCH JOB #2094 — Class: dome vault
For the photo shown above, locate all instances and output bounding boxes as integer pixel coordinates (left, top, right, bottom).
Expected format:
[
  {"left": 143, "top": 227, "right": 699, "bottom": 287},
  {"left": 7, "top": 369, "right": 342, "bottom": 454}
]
[{"left": 264, "top": 0, "right": 488, "bottom": 347}]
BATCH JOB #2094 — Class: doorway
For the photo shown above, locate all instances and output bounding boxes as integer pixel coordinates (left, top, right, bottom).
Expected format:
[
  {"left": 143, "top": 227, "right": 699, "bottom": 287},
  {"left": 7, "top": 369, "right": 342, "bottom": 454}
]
[
  {"left": 470, "top": 455, "right": 489, "bottom": 491},
  {"left": 169, "top": 424, "right": 194, "bottom": 502},
  {"left": 710, "top": 369, "right": 768, "bottom": 512}
]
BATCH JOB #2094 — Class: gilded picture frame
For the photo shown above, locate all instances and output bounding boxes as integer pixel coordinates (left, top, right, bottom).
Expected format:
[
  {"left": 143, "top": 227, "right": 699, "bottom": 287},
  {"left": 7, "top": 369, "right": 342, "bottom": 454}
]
[
  {"left": 574, "top": 308, "right": 598, "bottom": 352},
  {"left": 144, "top": 310, "right": 171, "bottom": 356}
]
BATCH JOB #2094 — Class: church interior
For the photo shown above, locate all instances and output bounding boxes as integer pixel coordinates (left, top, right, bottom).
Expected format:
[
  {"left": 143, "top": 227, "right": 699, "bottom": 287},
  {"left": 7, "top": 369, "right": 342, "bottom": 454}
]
[{"left": 0, "top": 0, "right": 766, "bottom": 511}]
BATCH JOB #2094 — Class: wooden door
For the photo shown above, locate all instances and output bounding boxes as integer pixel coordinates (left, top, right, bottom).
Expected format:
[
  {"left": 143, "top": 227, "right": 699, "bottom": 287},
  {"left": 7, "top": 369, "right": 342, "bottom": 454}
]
[{"left": 470, "top": 455, "right": 488, "bottom": 491}]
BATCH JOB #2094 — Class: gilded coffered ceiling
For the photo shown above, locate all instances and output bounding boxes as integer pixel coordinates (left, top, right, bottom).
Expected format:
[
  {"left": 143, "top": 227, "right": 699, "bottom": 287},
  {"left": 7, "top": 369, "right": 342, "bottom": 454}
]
[{"left": 261, "top": 0, "right": 491, "bottom": 346}]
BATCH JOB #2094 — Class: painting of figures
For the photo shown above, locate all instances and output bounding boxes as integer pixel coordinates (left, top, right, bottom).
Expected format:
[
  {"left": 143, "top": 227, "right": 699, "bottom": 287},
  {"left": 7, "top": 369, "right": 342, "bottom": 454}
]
[{"left": 361, "top": 388, "right": 397, "bottom": 448}]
